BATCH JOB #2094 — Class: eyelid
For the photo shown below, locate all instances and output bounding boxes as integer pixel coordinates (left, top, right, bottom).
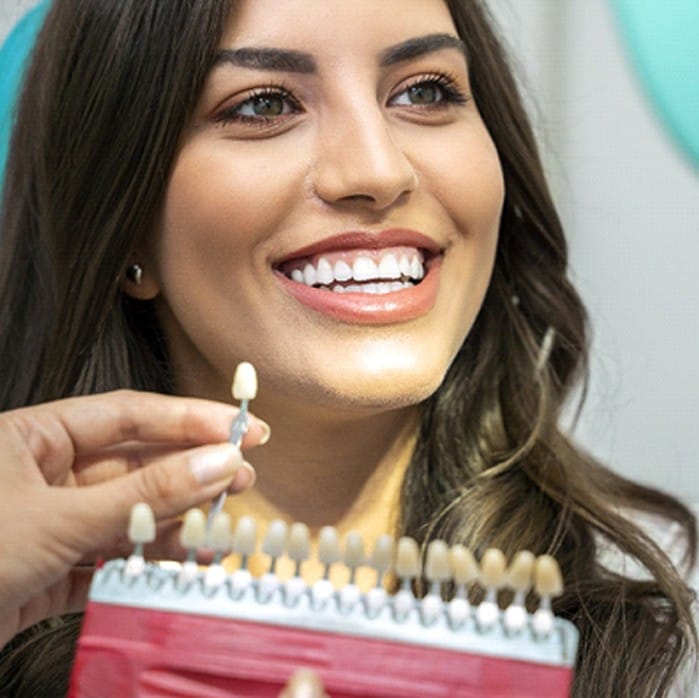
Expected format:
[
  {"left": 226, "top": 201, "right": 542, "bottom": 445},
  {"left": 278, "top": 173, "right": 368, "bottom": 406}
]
[
  {"left": 213, "top": 82, "right": 303, "bottom": 125},
  {"left": 387, "top": 71, "right": 469, "bottom": 107}
]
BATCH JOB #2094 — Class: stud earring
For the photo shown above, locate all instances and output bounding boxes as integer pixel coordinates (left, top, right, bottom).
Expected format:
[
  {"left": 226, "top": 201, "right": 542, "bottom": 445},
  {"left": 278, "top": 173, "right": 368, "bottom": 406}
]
[{"left": 125, "top": 263, "right": 143, "bottom": 285}]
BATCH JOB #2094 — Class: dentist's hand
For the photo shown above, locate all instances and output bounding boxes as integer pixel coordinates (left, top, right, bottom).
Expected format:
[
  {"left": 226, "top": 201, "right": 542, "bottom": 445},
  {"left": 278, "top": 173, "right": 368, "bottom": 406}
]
[
  {"left": 0, "top": 390, "right": 269, "bottom": 647},
  {"left": 280, "top": 669, "right": 329, "bottom": 698}
]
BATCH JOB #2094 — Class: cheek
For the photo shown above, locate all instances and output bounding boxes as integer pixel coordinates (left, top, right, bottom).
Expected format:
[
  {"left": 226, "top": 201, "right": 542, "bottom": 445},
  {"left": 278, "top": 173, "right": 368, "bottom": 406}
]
[
  {"left": 426, "top": 125, "right": 505, "bottom": 232},
  {"left": 427, "top": 128, "right": 504, "bottom": 345},
  {"left": 153, "top": 142, "right": 301, "bottom": 281}
]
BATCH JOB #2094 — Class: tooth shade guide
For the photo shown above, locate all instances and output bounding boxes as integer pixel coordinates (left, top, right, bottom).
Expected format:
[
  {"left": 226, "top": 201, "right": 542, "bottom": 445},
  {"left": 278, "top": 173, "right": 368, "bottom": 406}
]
[
  {"left": 534, "top": 554, "right": 564, "bottom": 598},
  {"left": 231, "top": 361, "right": 257, "bottom": 400},
  {"left": 217, "top": 529, "right": 391, "bottom": 592},
  {"left": 80, "top": 519, "right": 578, "bottom": 696},
  {"left": 127, "top": 502, "right": 156, "bottom": 545}
]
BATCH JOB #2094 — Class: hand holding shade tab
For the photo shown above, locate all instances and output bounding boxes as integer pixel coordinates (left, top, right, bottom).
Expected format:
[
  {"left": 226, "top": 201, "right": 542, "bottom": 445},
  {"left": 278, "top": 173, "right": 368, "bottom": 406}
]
[{"left": 207, "top": 362, "right": 258, "bottom": 528}]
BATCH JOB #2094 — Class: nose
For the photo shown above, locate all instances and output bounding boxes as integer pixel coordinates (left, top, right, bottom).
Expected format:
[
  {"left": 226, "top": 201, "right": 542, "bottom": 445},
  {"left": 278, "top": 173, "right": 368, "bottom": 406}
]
[{"left": 311, "top": 105, "right": 418, "bottom": 211}]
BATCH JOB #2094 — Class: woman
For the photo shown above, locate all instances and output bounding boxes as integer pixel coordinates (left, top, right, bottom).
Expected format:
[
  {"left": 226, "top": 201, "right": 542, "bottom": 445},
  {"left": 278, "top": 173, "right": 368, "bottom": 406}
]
[{"left": 0, "top": 0, "right": 695, "bottom": 695}]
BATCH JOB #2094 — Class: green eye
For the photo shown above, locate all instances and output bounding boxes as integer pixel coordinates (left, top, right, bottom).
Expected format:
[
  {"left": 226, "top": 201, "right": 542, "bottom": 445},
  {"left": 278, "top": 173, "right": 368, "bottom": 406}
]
[
  {"left": 245, "top": 95, "right": 286, "bottom": 117},
  {"left": 388, "top": 76, "right": 468, "bottom": 109},
  {"left": 406, "top": 83, "right": 442, "bottom": 105}
]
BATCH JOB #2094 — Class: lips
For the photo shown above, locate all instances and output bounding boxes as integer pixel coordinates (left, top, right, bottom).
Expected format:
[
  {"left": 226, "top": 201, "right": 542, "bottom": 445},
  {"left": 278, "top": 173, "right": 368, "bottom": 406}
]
[{"left": 274, "top": 230, "right": 443, "bottom": 324}]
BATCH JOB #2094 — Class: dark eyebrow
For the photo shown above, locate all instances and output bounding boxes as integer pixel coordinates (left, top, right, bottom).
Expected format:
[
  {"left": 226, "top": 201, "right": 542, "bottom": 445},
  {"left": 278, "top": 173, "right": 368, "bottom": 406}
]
[
  {"left": 379, "top": 33, "right": 467, "bottom": 66},
  {"left": 212, "top": 33, "right": 466, "bottom": 75},
  {"left": 213, "top": 47, "right": 316, "bottom": 74}
]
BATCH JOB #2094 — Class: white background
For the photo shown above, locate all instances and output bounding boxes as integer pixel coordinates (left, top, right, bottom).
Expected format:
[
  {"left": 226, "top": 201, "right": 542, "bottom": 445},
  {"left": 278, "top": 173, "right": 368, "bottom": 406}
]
[{"left": 2, "top": 0, "right": 698, "bottom": 510}]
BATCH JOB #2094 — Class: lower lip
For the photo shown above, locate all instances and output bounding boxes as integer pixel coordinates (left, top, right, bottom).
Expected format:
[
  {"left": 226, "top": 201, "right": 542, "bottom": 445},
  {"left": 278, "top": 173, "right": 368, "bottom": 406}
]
[{"left": 275, "top": 257, "right": 442, "bottom": 325}]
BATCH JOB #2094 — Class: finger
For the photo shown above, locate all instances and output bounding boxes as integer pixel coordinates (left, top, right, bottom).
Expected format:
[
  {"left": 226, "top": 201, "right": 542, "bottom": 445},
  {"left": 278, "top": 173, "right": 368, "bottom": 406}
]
[
  {"left": 72, "top": 444, "right": 193, "bottom": 487},
  {"left": 5, "top": 390, "right": 269, "bottom": 483},
  {"left": 279, "top": 669, "right": 328, "bottom": 698},
  {"left": 60, "top": 442, "right": 256, "bottom": 552},
  {"left": 43, "top": 390, "right": 270, "bottom": 451}
]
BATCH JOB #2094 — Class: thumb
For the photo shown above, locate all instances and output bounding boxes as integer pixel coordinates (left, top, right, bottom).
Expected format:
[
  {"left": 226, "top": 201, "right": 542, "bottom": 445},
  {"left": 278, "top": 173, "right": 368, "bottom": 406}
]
[
  {"left": 66, "top": 443, "right": 252, "bottom": 548},
  {"left": 279, "top": 669, "right": 328, "bottom": 698}
]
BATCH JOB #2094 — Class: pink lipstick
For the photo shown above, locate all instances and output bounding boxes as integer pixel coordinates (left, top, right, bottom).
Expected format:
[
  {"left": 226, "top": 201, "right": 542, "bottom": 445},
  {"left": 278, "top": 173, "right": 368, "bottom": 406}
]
[{"left": 274, "top": 229, "right": 443, "bottom": 325}]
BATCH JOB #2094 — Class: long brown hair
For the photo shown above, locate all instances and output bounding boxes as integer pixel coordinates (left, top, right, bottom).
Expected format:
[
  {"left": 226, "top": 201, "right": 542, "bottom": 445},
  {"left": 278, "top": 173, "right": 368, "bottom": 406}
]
[{"left": 0, "top": 1, "right": 695, "bottom": 696}]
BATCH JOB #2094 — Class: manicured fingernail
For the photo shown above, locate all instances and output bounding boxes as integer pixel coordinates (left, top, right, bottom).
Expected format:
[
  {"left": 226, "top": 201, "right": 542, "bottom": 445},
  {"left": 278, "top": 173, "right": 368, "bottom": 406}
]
[
  {"left": 255, "top": 418, "right": 271, "bottom": 445},
  {"left": 189, "top": 444, "right": 241, "bottom": 485},
  {"left": 229, "top": 462, "right": 256, "bottom": 491}
]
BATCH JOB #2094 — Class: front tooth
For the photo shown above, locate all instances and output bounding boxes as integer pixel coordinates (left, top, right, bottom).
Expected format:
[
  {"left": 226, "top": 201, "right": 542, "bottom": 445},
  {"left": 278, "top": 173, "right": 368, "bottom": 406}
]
[
  {"left": 378, "top": 254, "right": 401, "bottom": 280},
  {"left": 376, "top": 282, "right": 392, "bottom": 294},
  {"left": 409, "top": 255, "right": 424, "bottom": 280},
  {"left": 345, "top": 284, "right": 361, "bottom": 293},
  {"left": 399, "top": 255, "right": 412, "bottom": 277},
  {"left": 353, "top": 257, "right": 378, "bottom": 281},
  {"left": 291, "top": 268, "right": 304, "bottom": 283},
  {"left": 303, "top": 263, "right": 317, "bottom": 286},
  {"left": 332, "top": 284, "right": 345, "bottom": 293},
  {"left": 334, "top": 260, "right": 352, "bottom": 281},
  {"left": 362, "top": 282, "right": 378, "bottom": 294},
  {"left": 316, "top": 257, "right": 334, "bottom": 285}
]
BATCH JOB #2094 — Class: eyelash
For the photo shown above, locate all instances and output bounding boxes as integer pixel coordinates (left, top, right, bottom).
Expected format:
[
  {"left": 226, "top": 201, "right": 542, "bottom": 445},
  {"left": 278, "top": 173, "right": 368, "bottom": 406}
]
[
  {"left": 390, "top": 72, "right": 469, "bottom": 109},
  {"left": 214, "top": 72, "right": 468, "bottom": 128},
  {"left": 216, "top": 84, "right": 301, "bottom": 128}
]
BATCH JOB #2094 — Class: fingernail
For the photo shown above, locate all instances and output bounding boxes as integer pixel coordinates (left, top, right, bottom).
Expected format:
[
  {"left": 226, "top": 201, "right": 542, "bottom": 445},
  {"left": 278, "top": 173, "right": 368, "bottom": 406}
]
[
  {"left": 189, "top": 444, "right": 241, "bottom": 485},
  {"left": 256, "top": 418, "right": 271, "bottom": 445},
  {"left": 229, "top": 462, "right": 256, "bottom": 491}
]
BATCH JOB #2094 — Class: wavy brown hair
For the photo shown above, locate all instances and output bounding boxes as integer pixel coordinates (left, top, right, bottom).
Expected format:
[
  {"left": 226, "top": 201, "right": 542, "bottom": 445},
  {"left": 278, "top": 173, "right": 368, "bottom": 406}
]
[{"left": 0, "top": 1, "right": 695, "bottom": 696}]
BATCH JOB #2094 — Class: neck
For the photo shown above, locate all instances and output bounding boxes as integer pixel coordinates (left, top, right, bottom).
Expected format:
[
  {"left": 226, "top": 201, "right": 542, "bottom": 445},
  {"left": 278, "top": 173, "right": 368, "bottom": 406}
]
[{"left": 232, "top": 394, "right": 420, "bottom": 536}]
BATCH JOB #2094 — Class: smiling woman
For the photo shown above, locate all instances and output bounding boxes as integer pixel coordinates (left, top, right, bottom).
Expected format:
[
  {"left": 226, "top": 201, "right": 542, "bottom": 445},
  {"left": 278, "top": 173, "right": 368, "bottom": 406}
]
[{"left": 0, "top": 1, "right": 695, "bottom": 697}]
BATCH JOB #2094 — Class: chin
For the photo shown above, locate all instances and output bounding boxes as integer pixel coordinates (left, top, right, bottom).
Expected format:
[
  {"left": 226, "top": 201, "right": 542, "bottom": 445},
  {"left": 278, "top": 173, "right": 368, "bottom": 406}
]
[{"left": 293, "top": 350, "right": 452, "bottom": 413}]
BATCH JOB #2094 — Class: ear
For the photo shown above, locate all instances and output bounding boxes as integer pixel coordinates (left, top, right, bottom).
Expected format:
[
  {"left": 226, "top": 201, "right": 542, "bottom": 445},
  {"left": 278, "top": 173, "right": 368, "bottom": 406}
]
[{"left": 120, "top": 262, "right": 161, "bottom": 301}]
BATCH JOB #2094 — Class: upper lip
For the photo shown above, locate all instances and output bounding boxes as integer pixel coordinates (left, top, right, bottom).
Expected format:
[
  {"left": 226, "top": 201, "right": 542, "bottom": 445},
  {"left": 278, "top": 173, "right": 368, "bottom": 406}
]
[{"left": 273, "top": 228, "right": 443, "bottom": 266}]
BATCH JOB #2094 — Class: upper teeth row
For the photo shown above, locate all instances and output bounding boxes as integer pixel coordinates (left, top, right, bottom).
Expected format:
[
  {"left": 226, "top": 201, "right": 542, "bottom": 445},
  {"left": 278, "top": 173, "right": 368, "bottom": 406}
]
[{"left": 289, "top": 252, "right": 424, "bottom": 287}]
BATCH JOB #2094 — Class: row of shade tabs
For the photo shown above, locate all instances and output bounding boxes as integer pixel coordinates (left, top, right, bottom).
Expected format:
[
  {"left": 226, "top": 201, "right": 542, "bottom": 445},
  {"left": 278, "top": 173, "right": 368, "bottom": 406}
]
[{"left": 123, "top": 503, "right": 565, "bottom": 637}]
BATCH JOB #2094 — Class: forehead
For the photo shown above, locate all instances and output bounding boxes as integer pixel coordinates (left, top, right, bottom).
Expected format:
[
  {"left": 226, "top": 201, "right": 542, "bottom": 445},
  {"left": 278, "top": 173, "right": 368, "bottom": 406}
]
[{"left": 223, "top": 0, "right": 457, "bottom": 54}]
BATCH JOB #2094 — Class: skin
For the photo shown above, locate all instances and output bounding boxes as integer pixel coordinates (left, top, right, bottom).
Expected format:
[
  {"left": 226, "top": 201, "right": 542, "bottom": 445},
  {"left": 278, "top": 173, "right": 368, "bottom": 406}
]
[
  {"left": 0, "top": 384, "right": 324, "bottom": 698},
  {"left": 132, "top": 0, "right": 504, "bottom": 577},
  {"left": 0, "top": 391, "right": 268, "bottom": 648}
]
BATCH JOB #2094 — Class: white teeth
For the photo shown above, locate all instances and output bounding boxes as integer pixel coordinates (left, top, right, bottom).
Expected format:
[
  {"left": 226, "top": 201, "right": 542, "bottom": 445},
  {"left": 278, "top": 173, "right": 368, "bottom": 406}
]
[
  {"left": 378, "top": 253, "right": 401, "bottom": 280},
  {"left": 287, "top": 250, "right": 426, "bottom": 288},
  {"left": 352, "top": 256, "right": 378, "bottom": 281},
  {"left": 316, "top": 257, "right": 334, "bottom": 285},
  {"left": 333, "top": 260, "right": 353, "bottom": 281},
  {"left": 331, "top": 281, "right": 413, "bottom": 295},
  {"left": 303, "top": 263, "right": 317, "bottom": 286},
  {"left": 410, "top": 256, "right": 424, "bottom": 280}
]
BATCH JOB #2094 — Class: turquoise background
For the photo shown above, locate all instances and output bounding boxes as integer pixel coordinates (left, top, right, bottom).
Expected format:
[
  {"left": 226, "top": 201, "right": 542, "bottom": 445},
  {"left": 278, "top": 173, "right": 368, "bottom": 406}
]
[
  {"left": 0, "top": 1, "right": 49, "bottom": 187},
  {"left": 610, "top": 0, "right": 699, "bottom": 170}
]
